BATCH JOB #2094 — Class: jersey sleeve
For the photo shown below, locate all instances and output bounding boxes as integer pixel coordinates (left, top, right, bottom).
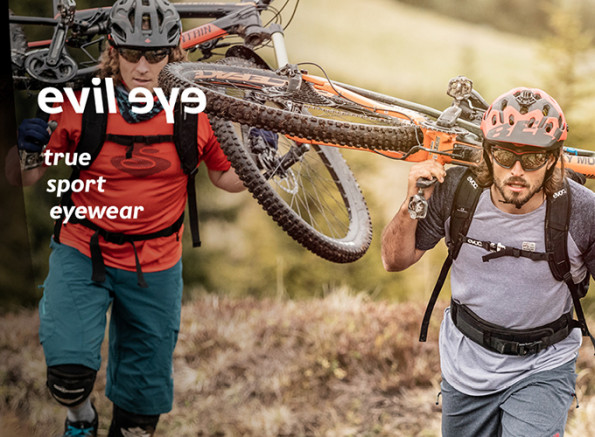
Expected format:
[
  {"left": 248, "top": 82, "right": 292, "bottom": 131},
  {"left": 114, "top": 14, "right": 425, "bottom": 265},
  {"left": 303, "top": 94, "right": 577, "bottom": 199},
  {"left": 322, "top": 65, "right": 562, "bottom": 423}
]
[
  {"left": 197, "top": 113, "right": 232, "bottom": 172},
  {"left": 415, "top": 166, "right": 465, "bottom": 251}
]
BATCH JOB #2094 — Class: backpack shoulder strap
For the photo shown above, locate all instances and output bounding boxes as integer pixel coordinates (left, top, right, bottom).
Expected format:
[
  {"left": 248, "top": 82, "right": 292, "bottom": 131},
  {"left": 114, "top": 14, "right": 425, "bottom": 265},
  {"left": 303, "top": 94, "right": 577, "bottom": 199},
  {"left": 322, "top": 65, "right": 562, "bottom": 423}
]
[
  {"left": 77, "top": 84, "right": 110, "bottom": 169},
  {"left": 174, "top": 105, "right": 201, "bottom": 247},
  {"left": 174, "top": 105, "right": 199, "bottom": 174},
  {"left": 449, "top": 170, "right": 483, "bottom": 259},
  {"left": 546, "top": 181, "right": 595, "bottom": 352},
  {"left": 546, "top": 182, "right": 571, "bottom": 282},
  {"left": 419, "top": 169, "right": 482, "bottom": 341}
]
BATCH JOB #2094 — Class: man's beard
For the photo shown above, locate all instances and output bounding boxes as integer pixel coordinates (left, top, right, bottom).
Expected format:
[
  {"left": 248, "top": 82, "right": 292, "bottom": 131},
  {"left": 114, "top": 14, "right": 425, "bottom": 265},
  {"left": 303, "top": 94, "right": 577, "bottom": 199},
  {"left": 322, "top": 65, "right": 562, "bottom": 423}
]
[{"left": 493, "top": 175, "right": 543, "bottom": 209}]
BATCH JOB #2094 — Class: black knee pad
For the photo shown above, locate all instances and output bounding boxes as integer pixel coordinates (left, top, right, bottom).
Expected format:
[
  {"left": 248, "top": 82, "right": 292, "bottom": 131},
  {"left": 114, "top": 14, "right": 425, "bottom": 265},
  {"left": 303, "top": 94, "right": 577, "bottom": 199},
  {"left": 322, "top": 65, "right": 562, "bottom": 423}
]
[
  {"left": 108, "top": 405, "right": 160, "bottom": 437},
  {"left": 47, "top": 364, "right": 97, "bottom": 407}
]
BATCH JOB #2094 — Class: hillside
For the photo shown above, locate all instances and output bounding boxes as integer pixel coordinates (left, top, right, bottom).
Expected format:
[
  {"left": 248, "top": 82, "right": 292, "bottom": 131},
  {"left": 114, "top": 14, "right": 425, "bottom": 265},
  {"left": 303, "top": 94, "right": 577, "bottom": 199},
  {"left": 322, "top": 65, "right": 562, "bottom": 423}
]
[
  {"left": 3, "top": 1, "right": 595, "bottom": 434},
  {"left": 1, "top": 291, "right": 594, "bottom": 436}
]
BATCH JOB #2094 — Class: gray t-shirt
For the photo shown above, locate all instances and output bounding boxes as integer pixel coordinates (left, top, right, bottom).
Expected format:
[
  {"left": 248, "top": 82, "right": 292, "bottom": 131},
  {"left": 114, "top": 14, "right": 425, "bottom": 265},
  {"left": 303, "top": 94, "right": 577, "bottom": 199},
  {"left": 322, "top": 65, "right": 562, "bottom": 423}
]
[{"left": 416, "top": 166, "right": 595, "bottom": 396}]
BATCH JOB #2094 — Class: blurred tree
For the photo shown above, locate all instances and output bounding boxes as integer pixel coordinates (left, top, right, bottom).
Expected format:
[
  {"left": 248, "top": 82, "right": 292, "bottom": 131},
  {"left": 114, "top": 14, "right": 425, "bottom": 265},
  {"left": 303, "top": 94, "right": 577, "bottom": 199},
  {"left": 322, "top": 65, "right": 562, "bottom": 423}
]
[
  {"left": 538, "top": 0, "right": 594, "bottom": 118},
  {"left": 391, "top": 0, "right": 595, "bottom": 42}
]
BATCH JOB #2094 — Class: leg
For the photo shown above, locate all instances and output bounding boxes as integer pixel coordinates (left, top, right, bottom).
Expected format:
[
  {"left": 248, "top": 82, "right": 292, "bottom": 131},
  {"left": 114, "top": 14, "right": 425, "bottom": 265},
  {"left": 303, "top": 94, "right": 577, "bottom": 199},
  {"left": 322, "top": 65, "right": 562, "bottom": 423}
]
[
  {"left": 440, "top": 377, "right": 501, "bottom": 437},
  {"left": 105, "top": 259, "right": 183, "bottom": 418},
  {"left": 40, "top": 240, "right": 113, "bottom": 435},
  {"left": 107, "top": 405, "right": 159, "bottom": 437},
  {"left": 47, "top": 364, "right": 96, "bottom": 407},
  {"left": 40, "top": 240, "right": 113, "bottom": 369},
  {"left": 499, "top": 359, "right": 577, "bottom": 437}
]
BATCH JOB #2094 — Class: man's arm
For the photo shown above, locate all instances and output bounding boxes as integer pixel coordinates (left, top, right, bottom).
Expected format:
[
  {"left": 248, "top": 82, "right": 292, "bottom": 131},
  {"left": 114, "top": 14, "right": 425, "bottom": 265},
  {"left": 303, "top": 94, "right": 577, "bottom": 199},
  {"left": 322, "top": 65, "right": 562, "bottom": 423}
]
[
  {"left": 381, "top": 160, "right": 446, "bottom": 272},
  {"left": 5, "top": 145, "right": 48, "bottom": 187},
  {"left": 208, "top": 167, "right": 246, "bottom": 193}
]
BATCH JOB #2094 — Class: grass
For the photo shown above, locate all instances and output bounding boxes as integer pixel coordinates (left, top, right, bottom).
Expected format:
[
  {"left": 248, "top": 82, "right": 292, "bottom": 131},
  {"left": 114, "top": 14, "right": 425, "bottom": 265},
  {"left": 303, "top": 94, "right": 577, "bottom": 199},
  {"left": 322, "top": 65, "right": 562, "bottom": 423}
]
[{"left": 1, "top": 289, "right": 594, "bottom": 436}]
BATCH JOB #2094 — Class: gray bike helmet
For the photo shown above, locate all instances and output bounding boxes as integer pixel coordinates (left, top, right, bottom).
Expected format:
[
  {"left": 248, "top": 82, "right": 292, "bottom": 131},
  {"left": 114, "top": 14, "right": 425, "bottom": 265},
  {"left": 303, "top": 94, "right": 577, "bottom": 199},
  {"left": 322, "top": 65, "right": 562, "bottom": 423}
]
[{"left": 109, "top": 0, "right": 181, "bottom": 48}]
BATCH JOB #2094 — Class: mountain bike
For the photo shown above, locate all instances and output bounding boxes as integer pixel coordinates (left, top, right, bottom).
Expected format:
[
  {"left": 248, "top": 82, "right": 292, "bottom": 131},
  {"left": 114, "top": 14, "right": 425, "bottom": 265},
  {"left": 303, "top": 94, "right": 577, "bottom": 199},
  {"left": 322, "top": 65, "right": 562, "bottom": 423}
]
[
  {"left": 10, "top": 0, "right": 595, "bottom": 264},
  {"left": 160, "top": 61, "right": 595, "bottom": 207}
]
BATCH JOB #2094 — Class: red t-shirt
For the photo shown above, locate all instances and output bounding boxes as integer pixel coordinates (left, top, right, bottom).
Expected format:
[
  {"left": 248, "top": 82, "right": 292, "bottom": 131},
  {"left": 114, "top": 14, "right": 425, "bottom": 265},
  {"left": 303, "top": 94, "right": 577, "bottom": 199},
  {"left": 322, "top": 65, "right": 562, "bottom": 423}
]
[{"left": 46, "top": 97, "right": 231, "bottom": 272}]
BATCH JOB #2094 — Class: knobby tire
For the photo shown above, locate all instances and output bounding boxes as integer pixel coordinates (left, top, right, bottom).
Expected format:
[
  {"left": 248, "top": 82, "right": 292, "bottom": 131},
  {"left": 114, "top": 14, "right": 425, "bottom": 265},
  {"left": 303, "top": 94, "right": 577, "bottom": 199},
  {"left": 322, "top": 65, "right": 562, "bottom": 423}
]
[
  {"left": 159, "top": 62, "right": 423, "bottom": 153},
  {"left": 204, "top": 57, "right": 372, "bottom": 262}
]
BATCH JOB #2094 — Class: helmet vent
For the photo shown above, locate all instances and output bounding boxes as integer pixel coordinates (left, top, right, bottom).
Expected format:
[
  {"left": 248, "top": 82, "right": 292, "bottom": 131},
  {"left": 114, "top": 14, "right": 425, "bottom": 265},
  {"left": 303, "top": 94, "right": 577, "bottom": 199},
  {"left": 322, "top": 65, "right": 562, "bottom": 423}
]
[
  {"left": 142, "top": 13, "right": 151, "bottom": 31},
  {"left": 545, "top": 122, "right": 553, "bottom": 133},
  {"left": 528, "top": 117, "right": 536, "bottom": 128},
  {"left": 543, "top": 105, "right": 550, "bottom": 116},
  {"left": 508, "top": 115, "right": 515, "bottom": 125},
  {"left": 515, "top": 90, "right": 537, "bottom": 106}
]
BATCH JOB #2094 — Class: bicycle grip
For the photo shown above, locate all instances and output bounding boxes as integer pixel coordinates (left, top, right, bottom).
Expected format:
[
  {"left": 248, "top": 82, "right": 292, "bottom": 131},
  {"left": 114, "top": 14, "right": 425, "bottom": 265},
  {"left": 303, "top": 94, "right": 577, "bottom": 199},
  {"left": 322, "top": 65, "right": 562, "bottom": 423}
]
[{"left": 416, "top": 176, "right": 438, "bottom": 189}]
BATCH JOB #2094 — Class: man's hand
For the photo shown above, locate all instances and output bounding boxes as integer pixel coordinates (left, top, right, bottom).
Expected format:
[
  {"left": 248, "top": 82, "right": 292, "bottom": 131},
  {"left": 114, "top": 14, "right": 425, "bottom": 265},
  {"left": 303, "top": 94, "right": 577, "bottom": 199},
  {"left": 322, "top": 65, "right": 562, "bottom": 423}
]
[
  {"left": 405, "top": 160, "right": 446, "bottom": 202},
  {"left": 381, "top": 160, "right": 446, "bottom": 272}
]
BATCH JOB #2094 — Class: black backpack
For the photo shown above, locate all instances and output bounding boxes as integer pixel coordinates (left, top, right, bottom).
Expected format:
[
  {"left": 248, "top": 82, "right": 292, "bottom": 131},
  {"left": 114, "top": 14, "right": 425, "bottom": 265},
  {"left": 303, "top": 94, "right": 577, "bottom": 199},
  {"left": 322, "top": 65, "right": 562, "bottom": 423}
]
[
  {"left": 53, "top": 85, "right": 201, "bottom": 288},
  {"left": 419, "top": 169, "right": 594, "bottom": 352}
]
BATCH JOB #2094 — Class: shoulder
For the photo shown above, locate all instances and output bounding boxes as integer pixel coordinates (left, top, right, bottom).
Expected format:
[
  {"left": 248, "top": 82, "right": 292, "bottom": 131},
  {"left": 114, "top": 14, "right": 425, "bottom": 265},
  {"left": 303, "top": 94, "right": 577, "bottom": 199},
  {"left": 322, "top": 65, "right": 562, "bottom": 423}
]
[
  {"left": 569, "top": 179, "right": 595, "bottom": 222},
  {"left": 431, "top": 165, "right": 470, "bottom": 205},
  {"left": 568, "top": 179, "right": 595, "bottom": 249},
  {"left": 422, "top": 166, "right": 469, "bottom": 226}
]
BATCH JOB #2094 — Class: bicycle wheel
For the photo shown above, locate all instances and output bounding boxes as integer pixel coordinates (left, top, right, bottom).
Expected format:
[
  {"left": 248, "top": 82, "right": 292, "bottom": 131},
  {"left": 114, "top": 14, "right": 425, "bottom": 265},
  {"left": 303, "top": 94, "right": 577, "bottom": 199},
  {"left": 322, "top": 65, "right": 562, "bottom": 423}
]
[
  {"left": 211, "top": 115, "right": 372, "bottom": 263},
  {"left": 207, "top": 57, "right": 372, "bottom": 262},
  {"left": 159, "top": 62, "right": 423, "bottom": 153}
]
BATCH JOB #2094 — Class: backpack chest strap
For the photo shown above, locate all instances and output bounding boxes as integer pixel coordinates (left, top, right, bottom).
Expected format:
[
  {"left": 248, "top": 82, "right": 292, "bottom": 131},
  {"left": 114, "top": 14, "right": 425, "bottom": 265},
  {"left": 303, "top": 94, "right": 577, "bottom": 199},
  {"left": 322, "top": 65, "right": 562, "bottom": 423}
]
[
  {"left": 460, "top": 236, "right": 550, "bottom": 262},
  {"left": 106, "top": 134, "right": 175, "bottom": 159},
  {"left": 106, "top": 134, "right": 175, "bottom": 146}
]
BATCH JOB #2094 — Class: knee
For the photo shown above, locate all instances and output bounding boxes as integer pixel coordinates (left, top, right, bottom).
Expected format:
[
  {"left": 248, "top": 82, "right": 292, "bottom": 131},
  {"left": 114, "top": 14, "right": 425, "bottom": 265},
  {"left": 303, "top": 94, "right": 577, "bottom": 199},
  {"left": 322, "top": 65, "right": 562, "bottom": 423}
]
[
  {"left": 108, "top": 404, "right": 160, "bottom": 437},
  {"left": 46, "top": 364, "right": 97, "bottom": 407}
]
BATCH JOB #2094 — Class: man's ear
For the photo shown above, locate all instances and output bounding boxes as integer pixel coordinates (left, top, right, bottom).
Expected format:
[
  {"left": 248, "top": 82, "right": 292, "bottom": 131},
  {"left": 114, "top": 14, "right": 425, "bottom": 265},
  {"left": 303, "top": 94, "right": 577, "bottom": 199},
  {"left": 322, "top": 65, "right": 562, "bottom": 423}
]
[{"left": 546, "top": 151, "right": 559, "bottom": 171}]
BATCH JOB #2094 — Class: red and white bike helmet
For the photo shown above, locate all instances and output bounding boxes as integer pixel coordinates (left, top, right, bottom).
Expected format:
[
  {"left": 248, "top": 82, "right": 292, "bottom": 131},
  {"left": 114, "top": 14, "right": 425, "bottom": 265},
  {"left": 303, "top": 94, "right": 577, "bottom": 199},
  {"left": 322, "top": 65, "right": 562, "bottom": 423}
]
[{"left": 480, "top": 87, "right": 568, "bottom": 150}]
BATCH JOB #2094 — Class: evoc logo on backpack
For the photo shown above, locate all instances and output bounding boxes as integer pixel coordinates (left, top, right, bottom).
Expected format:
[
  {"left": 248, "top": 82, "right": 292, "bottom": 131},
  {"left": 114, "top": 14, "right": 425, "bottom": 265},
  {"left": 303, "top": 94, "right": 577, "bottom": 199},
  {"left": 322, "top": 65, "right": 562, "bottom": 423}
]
[
  {"left": 553, "top": 188, "right": 567, "bottom": 199},
  {"left": 467, "top": 175, "right": 479, "bottom": 190},
  {"left": 466, "top": 238, "right": 483, "bottom": 248}
]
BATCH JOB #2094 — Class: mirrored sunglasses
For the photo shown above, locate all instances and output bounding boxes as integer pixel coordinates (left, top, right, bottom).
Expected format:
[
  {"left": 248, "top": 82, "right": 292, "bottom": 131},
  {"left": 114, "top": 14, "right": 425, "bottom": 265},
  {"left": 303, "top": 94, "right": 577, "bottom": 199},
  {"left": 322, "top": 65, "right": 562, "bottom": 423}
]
[
  {"left": 490, "top": 146, "right": 550, "bottom": 171},
  {"left": 117, "top": 47, "right": 172, "bottom": 64}
]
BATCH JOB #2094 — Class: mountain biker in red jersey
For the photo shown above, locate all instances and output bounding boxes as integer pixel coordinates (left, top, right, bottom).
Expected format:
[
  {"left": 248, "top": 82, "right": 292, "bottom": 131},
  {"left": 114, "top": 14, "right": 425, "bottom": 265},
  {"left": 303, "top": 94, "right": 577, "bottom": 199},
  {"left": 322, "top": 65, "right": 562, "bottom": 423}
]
[
  {"left": 381, "top": 88, "right": 595, "bottom": 436},
  {"left": 11, "top": 0, "right": 244, "bottom": 435}
]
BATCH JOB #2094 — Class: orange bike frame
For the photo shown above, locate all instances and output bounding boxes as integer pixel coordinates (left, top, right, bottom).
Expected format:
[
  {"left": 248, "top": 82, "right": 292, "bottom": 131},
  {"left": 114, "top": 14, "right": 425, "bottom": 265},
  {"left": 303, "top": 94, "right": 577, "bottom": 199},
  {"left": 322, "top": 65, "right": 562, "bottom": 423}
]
[{"left": 293, "top": 74, "right": 595, "bottom": 178}]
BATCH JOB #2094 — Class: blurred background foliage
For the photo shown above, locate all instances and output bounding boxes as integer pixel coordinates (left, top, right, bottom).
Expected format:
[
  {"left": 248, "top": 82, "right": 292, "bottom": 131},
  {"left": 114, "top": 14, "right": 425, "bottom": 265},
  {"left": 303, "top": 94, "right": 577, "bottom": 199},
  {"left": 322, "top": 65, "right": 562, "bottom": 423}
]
[{"left": 3, "top": 0, "right": 595, "bottom": 313}]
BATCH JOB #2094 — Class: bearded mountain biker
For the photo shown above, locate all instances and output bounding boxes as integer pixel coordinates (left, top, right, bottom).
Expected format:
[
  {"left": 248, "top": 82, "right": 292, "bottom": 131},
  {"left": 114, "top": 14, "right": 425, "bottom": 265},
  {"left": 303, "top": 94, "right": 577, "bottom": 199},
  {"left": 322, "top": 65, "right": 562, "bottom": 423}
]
[
  {"left": 381, "top": 87, "right": 595, "bottom": 436},
  {"left": 9, "top": 0, "right": 244, "bottom": 435}
]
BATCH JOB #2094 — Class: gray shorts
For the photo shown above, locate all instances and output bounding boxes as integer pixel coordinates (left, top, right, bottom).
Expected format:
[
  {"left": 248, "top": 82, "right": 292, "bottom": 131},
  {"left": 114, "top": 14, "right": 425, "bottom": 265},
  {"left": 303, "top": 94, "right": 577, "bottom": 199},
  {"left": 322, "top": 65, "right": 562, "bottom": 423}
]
[{"left": 441, "top": 358, "right": 577, "bottom": 437}]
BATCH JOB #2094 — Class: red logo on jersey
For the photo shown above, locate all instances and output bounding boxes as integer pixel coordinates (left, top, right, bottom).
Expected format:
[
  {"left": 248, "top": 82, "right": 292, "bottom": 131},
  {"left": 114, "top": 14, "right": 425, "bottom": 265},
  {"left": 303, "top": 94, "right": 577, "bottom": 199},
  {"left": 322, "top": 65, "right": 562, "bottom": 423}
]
[{"left": 111, "top": 144, "right": 171, "bottom": 177}]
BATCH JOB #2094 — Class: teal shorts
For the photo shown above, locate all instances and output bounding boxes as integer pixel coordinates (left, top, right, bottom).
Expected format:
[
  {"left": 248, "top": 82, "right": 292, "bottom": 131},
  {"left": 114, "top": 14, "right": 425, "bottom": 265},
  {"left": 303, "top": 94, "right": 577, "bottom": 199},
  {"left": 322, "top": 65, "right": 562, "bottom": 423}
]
[{"left": 39, "top": 239, "right": 183, "bottom": 415}]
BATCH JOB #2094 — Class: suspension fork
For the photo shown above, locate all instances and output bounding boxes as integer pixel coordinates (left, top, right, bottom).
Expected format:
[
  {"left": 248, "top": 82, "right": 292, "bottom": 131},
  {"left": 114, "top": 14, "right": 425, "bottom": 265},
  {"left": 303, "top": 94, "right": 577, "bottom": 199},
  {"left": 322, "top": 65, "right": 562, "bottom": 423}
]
[{"left": 270, "top": 23, "right": 290, "bottom": 68}]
